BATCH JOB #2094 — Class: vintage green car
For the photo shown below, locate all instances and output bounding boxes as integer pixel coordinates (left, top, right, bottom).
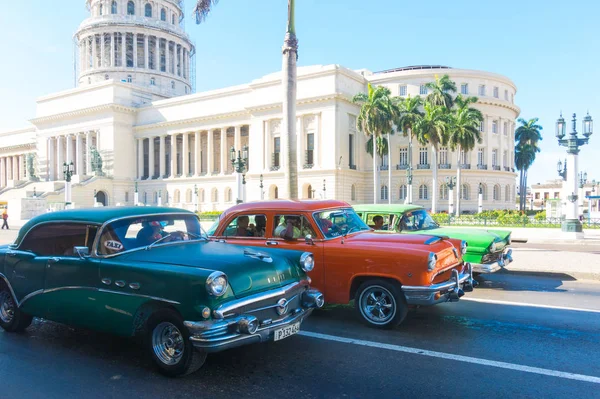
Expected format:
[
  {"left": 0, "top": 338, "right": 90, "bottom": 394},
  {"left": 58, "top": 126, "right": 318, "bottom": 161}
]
[
  {"left": 0, "top": 207, "right": 323, "bottom": 377},
  {"left": 354, "top": 204, "right": 512, "bottom": 274}
]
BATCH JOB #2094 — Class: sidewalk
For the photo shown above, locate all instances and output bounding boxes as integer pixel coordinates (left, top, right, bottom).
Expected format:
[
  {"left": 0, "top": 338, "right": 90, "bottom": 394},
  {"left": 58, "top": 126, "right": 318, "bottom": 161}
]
[{"left": 445, "top": 226, "right": 600, "bottom": 245}]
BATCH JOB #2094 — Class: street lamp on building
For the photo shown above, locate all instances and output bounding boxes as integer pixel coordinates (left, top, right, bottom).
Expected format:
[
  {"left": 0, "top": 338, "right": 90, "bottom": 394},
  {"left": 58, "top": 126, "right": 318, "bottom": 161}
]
[
  {"left": 259, "top": 174, "right": 264, "bottom": 200},
  {"left": 194, "top": 184, "right": 198, "bottom": 212},
  {"left": 556, "top": 112, "right": 593, "bottom": 235},
  {"left": 230, "top": 145, "right": 248, "bottom": 204},
  {"left": 63, "top": 161, "right": 74, "bottom": 207},
  {"left": 478, "top": 183, "right": 483, "bottom": 214},
  {"left": 446, "top": 176, "right": 456, "bottom": 215}
]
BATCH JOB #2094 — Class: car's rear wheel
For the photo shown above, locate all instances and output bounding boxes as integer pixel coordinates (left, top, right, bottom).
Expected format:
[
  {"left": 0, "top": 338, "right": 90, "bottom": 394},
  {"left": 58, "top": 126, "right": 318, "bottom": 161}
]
[
  {"left": 355, "top": 279, "right": 407, "bottom": 329},
  {"left": 0, "top": 282, "right": 32, "bottom": 333},
  {"left": 146, "top": 310, "right": 206, "bottom": 377}
]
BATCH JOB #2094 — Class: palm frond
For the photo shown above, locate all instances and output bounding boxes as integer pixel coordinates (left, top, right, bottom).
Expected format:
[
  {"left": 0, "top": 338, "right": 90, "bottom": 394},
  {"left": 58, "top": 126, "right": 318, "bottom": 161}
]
[{"left": 193, "top": 0, "right": 219, "bottom": 24}]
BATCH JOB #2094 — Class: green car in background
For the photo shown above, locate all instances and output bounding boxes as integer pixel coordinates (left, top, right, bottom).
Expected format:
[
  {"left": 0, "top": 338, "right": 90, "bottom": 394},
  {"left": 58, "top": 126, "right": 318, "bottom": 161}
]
[{"left": 354, "top": 204, "right": 512, "bottom": 274}]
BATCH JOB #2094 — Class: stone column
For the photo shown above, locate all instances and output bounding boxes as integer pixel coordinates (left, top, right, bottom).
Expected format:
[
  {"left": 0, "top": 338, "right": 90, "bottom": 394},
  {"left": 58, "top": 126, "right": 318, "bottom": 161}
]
[
  {"left": 234, "top": 125, "right": 241, "bottom": 153},
  {"left": 6, "top": 157, "right": 12, "bottom": 182},
  {"left": 194, "top": 131, "right": 201, "bottom": 176},
  {"left": 149, "top": 136, "right": 155, "bottom": 179},
  {"left": 18, "top": 155, "right": 25, "bottom": 180},
  {"left": 220, "top": 128, "right": 227, "bottom": 175},
  {"left": 110, "top": 33, "right": 115, "bottom": 67},
  {"left": 56, "top": 136, "right": 64, "bottom": 179},
  {"left": 498, "top": 117, "right": 503, "bottom": 169},
  {"left": 182, "top": 132, "right": 189, "bottom": 176},
  {"left": 85, "top": 131, "right": 92, "bottom": 174},
  {"left": 315, "top": 114, "right": 321, "bottom": 168},
  {"left": 66, "top": 135, "right": 73, "bottom": 166},
  {"left": 155, "top": 36, "right": 160, "bottom": 71},
  {"left": 144, "top": 34, "right": 149, "bottom": 69},
  {"left": 47, "top": 138, "right": 55, "bottom": 181},
  {"left": 137, "top": 138, "right": 144, "bottom": 179},
  {"left": 207, "top": 130, "right": 214, "bottom": 174},
  {"left": 91, "top": 35, "right": 97, "bottom": 69},
  {"left": 159, "top": 135, "right": 166, "bottom": 178},
  {"left": 12, "top": 156, "right": 18, "bottom": 181},
  {"left": 100, "top": 33, "right": 106, "bottom": 67},
  {"left": 0, "top": 157, "right": 5, "bottom": 187},
  {"left": 178, "top": 45, "right": 182, "bottom": 76},
  {"left": 76, "top": 134, "right": 83, "bottom": 175},
  {"left": 121, "top": 32, "right": 127, "bottom": 67},
  {"left": 170, "top": 134, "right": 177, "bottom": 177},
  {"left": 165, "top": 40, "right": 171, "bottom": 74},
  {"left": 133, "top": 33, "right": 138, "bottom": 68}
]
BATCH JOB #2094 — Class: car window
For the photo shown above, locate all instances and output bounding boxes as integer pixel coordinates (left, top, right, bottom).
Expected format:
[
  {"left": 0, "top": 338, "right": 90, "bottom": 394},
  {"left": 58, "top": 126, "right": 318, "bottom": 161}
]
[
  {"left": 366, "top": 213, "right": 393, "bottom": 230},
  {"left": 19, "top": 223, "right": 98, "bottom": 257},
  {"left": 313, "top": 208, "right": 370, "bottom": 239},
  {"left": 97, "top": 214, "right": 204, "bottom": 256},
  {"left": 223, "top": 214, "right": 267, "bottom": 238},
  {"left": 272, "top": 214, "right": 316, "bottom": 240},
  {"left": 400, "top": 210, "right": 438, "bottom": 231}
]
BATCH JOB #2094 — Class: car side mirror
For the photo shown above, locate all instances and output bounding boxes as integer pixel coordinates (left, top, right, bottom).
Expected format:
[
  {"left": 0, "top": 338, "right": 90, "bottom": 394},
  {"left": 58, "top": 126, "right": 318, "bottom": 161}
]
[
  {"left": 305, "top": 234, "right": 314, "bottom": 245},
  {"left": 74, "top": 246, "right": 90, "bottom": 259}
]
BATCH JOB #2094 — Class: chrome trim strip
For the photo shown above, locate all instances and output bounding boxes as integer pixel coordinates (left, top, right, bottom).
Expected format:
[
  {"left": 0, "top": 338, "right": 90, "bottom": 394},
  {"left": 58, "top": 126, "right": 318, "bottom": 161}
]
[
  {"left": 245, "top": 293, "right": 300, "bottom": 314},
  {"left": 97, "top": 288, "right": 181, "bottom": 305},
  {"left": 213, "top": 280, "right": 310, "bottom": 319},
  {"left": 402, "top": 271, "right": 472, "bottom": 293}
]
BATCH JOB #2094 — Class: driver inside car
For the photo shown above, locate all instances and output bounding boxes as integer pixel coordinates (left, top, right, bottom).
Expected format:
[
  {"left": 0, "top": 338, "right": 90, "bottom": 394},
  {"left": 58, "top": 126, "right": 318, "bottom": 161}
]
[{"left": 136, "top": 220, "right": 186, "bottom": 246}]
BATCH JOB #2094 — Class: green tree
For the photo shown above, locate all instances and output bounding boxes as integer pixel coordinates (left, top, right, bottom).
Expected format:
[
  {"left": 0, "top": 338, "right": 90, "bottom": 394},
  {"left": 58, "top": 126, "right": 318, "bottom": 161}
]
[
  {"left": 353, "top": 84, "right": 398, "bottom": 204},
  {"left": 193, "top": 0, "right": 300, "bottom": 199},
  {"left": 413, "top": 102, "right": 452, "bottom": 212},
  {"left": 395, "top": 95, "right": 424, "bottom": 203},
  {"left": 447, "top": 94, "right": 483, "bottom": 215},
  {"left": 425, "top": 74, "right": 457, "bottom": 109},
  {"left": 515, "top": 118, "right": 543, "bottom": 210}
]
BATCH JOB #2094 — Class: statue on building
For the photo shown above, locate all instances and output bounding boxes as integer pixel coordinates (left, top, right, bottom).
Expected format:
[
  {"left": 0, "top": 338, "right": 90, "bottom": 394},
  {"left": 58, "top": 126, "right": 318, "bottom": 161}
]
[
  {"left": 27, "top": 153, "right": 39, "bottom": 181},
  {"left": 90, "top": 147, "right": 104, "bottom": 176}
]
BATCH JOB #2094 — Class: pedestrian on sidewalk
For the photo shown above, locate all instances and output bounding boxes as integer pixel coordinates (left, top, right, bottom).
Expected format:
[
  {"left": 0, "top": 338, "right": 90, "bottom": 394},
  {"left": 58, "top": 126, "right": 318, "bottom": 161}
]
[{"left": 1, "top": 209, "right": 8, "bottom": 230}]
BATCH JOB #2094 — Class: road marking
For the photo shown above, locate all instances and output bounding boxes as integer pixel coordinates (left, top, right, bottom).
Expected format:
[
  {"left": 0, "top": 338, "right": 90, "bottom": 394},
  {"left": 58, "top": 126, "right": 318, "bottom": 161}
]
[
  {"left": 461, "top": 297, "right": 600, "bottom": 314},
  {"left": 298, "top": 331, "right": 600, "bottom": 385}
]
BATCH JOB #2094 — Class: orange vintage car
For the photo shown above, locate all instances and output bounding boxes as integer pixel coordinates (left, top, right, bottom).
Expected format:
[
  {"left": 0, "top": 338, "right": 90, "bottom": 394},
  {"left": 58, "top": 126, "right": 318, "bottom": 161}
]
[{"left": 207, "top": 200, "right": 476, "bottom": 328}]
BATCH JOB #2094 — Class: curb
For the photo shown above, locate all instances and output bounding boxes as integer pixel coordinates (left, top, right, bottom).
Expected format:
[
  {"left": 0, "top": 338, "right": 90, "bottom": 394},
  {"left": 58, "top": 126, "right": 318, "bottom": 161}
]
[{"left": 492, "top": 268, "right": 600, "bottom": 282}]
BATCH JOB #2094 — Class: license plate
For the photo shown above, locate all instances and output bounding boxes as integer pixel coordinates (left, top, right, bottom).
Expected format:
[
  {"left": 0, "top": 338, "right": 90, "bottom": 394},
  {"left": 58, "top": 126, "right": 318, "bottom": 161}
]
[{"left": 273, "top": 322, "right": 300, "bottom": 341}]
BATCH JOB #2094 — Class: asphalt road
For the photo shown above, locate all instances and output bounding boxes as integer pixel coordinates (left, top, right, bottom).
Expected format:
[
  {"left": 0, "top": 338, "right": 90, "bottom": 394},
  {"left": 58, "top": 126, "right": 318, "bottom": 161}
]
[{"left": 1, "top": 272, "right": 599, "bottom": 399}]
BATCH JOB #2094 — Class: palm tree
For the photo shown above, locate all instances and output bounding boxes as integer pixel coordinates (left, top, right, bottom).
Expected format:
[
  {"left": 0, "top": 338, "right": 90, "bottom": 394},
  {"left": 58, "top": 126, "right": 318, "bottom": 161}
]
[
  {"left": 425, "top": 74, "right": 457, "bottom": 109},
  {"left": 447, "top": 95, "right": 483, "bottom": 216},
  {"left": 395, "top": 96, "right": 423, "bottom": 204},
  {"left": 193, "top": 0, "right": 300, "bottom": 199},
  {"left": 413, "top": 102, "right": 452, "bottom": 212},
  {"left": 515, "top": 118, "right": 543, "bottom": 210},
  {"left": 353, "top": 84, "right": 397, "bottom": 204}
]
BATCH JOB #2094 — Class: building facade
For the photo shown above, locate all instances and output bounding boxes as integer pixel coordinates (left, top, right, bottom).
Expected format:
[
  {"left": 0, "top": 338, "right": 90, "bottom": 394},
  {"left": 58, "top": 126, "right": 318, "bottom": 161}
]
[{"left": 0, "top": 2, "right": 520, "bottom": 219}]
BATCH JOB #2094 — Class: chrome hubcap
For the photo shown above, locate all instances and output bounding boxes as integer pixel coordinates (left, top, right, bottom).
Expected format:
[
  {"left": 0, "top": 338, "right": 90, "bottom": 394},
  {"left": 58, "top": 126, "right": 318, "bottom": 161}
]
[
  {"left": 0, "top": 291, "right": 15, "bottom": 324},
  {"left": 359, "top": 286, "right": 396, "bottom": 325},
  {"left": 152, "top": 322, "right": 185, "bottom": 365}
]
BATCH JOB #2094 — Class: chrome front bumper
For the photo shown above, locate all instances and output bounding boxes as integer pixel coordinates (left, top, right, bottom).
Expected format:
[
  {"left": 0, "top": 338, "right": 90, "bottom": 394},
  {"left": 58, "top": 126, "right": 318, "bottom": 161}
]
[
  {"left": 472, "top": 248, "right": 513, "bottom": 274},
  {"left": 184, "top": 287, "right": 324, "bottom": 353},
  {"left": 401, "top": 263, "right": 476, "bottom": 306}
]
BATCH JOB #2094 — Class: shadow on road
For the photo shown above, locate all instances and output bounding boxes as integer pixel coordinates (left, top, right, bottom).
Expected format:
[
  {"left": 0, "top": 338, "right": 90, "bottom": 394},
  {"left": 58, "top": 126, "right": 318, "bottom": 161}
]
[{"left": 474, "top": 271, "right": 572, "bottom": 293}]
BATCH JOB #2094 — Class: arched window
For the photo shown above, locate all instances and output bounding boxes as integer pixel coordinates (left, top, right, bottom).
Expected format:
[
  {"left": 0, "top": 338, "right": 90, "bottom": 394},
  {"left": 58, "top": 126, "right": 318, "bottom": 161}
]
[
  {"left": 380, "top": 185, "right": 388, "bottom": 200},
  {"left": 99, "top": 4, "right": 103, "bottom": 15},
  {"left": 186, "top": 189, "right": 192, "bottom": 203},
  {"left": 160, "top": 8, "right": 166, "bottom": 21},
  {"left": 419, "top": 184, "right": 428, "bottom": 200},
  {"left": 154, "top": 191, "right": 158, "bottom": 204},
  {"left": 275, "top": 187, "right": 279, "bottom": 199},
  {"left": 185, "top": 87, "right": 188, "bottom": 94},
  {"left": 212, "top": 188, "right": 218, "bottom": 203},
  {"left": 351, "top": 184, "right": 357, "bottom": 201},
  {"left": 145, "top": 3, "right": 152, "bottom": 17},
  {"left": 150, "top": 77, "right": 156, "bottom": 86},
  {"left": 127, "top": 75, "right": 132, "bottom": 83},
  {"left": 461, "top": 184, "right": 469, "bottom": 200},
  {"left": 225, "top": 188, "right": 232, "bottom": 203},
  {"left": 399, "top": 185, "right": 407, "bottom": 200},
  {"left": 199, "top": 189, "right": 205, "bottom": 203},
  {"left": 174, "top": 190, "right": 181, "bottom": 203},
  {"left": 480, "top": 184, "right": 487, "bottom": 201},
  {"left": 505, "top": 185, "right": 510, "bottom": 202},
  {"left": 127, "top": 1, "right": 135, "bottom": 15},
  {"left": 269, "top": 185, "right": 279, "bottom": 200},
  {"left": 439, "top": 184, "right": 449, "bottom": 200},
  {"left": 171, "top": 81, "right": 175, "bottom": 89},
  {"left": 143, "top": 191, "right": 148, "bottom": 204},
  {"left": 307, "top": 184, "right": 313, "bottom": 199},
  {"left": 172, "top": 14, "right": 176, "bottom": 24},
  {"left": 493, "top": 184, "right": 500, "bottom": 201},
  {"left": 111, "top": 1, "right": 118, "bottom": 14}
]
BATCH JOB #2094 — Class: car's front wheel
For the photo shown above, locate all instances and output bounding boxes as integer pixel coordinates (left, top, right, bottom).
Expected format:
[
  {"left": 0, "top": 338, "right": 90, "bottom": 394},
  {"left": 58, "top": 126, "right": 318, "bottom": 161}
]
[
  {"left": 0, "top": 282, "right": 32, "bottom": 333},
  {"left": 146, "top": 310, "right": 206, "bottom": 377},
  {"left": 355, "top": 279, "right": 408, "bottom": 329}
]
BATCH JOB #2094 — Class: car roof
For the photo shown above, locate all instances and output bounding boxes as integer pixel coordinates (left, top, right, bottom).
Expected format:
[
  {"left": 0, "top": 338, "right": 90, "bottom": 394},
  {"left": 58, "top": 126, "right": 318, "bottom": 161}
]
[
  {"left": 14, "top": 207, "right": 194, "bottom": 246},
  {"left": 224, "top": 199, "right": 350, "bottom": 213},
  {"left": 353, "top": 204, "right": 424, "bottom": 213}
]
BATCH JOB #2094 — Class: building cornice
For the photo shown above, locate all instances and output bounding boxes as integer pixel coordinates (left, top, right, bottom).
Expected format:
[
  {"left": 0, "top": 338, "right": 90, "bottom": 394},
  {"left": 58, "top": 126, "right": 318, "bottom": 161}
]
[
  {"left": 0, "top": 142, "right": 37, "bottom": 152},
  {"left": 30, "top": 104, "right": 137, "bottom": 125},
  {"left": 477, "top": 98, "right": 521, "bottom": 115},
  {"left": 0, "top": 126, "right": 36, "bottom": 137}
]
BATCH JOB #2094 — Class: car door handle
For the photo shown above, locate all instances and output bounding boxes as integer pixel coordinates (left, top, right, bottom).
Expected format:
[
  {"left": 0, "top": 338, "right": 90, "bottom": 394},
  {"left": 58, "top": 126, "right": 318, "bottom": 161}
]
[
  {"left": 7, "top": 251, "right": 17, "bottom": 257},
  {"left": 101, "top": 278, "right": 112, "bottom": 285},
  {"left": 266, "top": 241, "right": 279, "bottom": 246},
  {"left": 48, "top": 257, "right": 61, "bottom": 264}
]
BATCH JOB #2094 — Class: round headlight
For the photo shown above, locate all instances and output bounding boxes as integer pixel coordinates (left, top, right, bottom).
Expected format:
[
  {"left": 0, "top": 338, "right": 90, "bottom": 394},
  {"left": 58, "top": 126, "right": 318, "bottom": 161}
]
[
  {"left": 461, "top": 240, "right": 468, "bottom": 255},
  {"left": 300, "top": 252, "right": 314, "bottom": 272},
  {"left": 206, "top": 271, "right": 228, "bottom": 297},
  {"left": 427, "top": 252, "right": 437, "bottom": 271}
]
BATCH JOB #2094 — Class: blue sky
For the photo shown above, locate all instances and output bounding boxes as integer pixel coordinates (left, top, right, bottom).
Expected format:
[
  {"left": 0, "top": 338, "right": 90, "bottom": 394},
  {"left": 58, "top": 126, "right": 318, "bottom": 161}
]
[{"left": 1, "top": 0, "right": 598, "bottom": 186}]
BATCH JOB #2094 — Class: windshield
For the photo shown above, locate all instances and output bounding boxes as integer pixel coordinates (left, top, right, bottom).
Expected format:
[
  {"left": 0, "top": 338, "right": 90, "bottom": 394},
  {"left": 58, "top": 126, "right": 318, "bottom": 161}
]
[
  {"left": 313, "top": 208, "right": 370, "bottom": 239},
  {"left": 97, "top": 213, "right": 206, "bottom": 256},
  {"left": 399, "top": 209, "right": 439, "bottom": 232}
]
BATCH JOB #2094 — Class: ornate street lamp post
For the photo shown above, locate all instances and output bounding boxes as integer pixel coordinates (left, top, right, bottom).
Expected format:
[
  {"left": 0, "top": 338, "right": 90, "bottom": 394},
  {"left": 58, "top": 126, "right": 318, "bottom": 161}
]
[
  {"left": 134, "top": 182, "right": 139, "bottom": 206},
  {"left": 63, "top": 161, "right": 74, "bottom": 207},
  {"left": 478, "top": 183, "right": 483, "bottom": 214},
  {"left": 32, "top": 186, "right": 36, "bottom": 199},
  {"left": 556, "top": 112, "right": 593, "bottom": 235},
  {"left": 158, "top": 189, "right": 162, "bottom": 206},
  {"left": 230, "top": 145, "right": 249, "bottom": 204},
  {"left": 194, "top": 184, "right": 199, "bottom": 212},
  {"left": 557, "top": 159, "right": 567, "bottom": 180},
  {"left": 406, "top": 164, "right": 413, "bottom": 204},
  {"left": 446, "top": 176, "right": 456, "bottom": 215},
  {"left": 93, "top": 189, "right": 98, "bottom": 207},
  {"left": 322, "top": 179, "right": 326, "bottom": 199},
  {"left": 259, "top": 174, "right": 264, "bottom": 200}
]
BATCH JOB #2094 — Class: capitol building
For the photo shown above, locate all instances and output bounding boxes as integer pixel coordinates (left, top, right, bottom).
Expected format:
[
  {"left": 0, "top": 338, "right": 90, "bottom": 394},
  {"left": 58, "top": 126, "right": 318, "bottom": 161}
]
[{"left": 0, "top": 0, "right": 520, "bottom": 220}]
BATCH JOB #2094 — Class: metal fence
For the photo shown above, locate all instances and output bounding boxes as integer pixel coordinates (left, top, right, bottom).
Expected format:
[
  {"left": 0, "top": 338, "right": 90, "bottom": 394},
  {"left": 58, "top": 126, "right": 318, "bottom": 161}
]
[{"left": 434, "top": 216, "right": 600, "bottom": 229}]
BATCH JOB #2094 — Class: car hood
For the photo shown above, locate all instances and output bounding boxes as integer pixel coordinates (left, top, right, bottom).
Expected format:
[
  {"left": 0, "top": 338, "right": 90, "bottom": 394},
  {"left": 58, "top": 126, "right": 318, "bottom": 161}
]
[
  {"left": 406, "top": 226, "right": 511, "bottom": 253},
  {"left": 119, "top": 241, "right": 303, "bottom": 297}
]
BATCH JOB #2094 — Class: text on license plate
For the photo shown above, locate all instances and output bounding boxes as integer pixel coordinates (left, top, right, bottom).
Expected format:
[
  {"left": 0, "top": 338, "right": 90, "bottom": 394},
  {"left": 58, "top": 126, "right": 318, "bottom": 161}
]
[{"left": 274, "top": 322, "right": 300, "bottom": 341}]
